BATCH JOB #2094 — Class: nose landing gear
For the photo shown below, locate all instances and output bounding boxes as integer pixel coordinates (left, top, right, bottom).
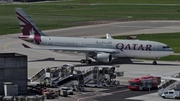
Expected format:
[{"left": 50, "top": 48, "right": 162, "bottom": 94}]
[{"left": 152, "top": 58, "right": 157, "bottom": 65}]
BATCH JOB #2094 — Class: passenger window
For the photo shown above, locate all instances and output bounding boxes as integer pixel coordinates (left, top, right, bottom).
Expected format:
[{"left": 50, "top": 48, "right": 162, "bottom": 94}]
[{"left": 164, "top": 92, "right": 168, "bottom": 94}]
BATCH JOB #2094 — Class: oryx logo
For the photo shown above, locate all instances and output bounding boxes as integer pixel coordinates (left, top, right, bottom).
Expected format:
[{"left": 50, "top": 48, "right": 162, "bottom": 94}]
[{"left": 16, "top": 12, "right": 41, "bottom": 45}]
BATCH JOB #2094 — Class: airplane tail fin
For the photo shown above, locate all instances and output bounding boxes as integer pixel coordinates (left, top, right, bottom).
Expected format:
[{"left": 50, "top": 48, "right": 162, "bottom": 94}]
[{"left": 15, "top": 8, "right": 47, "bottom": 45}]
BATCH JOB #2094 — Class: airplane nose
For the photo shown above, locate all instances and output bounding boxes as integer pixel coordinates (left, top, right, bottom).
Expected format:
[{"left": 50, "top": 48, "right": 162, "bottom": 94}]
[{"left": 169, "top": 48, "right": 174, "bottom": 54}]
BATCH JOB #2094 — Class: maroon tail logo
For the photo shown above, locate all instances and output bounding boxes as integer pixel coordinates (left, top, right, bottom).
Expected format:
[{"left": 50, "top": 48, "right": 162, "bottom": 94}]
[{"left": 16, "top": 12, "right": 41, "bottom": 45}]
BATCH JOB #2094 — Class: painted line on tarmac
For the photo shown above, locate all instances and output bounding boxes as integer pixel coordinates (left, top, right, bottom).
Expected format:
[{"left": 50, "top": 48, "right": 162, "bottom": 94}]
[
  {"left": 77, "top": 89, "right": 129, "bottom": 101},
  {"left": 172, "top": 53, "right": 180, "bottom": 55},
  {"left": 4, "top": 41, "right": 21, "bottom": 52}
]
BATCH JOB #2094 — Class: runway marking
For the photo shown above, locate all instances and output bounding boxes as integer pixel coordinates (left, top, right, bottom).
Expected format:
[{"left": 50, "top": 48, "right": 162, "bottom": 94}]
[
  {"left": 77, "top": 89, "right": 129, "bottom": 101},
  {"left": 4, "top": 41, "right": 21, "bottom": 52},
  {"left": 126, "top": 92, "right": 159, "bottom": 101}
]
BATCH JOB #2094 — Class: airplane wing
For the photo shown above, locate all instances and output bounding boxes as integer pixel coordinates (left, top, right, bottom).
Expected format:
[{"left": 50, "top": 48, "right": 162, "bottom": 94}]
[{"left": 22, "top": 43, "right": 119, "bottom": 53}]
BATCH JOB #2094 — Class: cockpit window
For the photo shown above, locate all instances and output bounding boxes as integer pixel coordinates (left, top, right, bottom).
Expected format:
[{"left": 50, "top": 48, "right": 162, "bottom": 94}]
[{"left": 163, "top": 46, "right": 170, "bottom": 49}]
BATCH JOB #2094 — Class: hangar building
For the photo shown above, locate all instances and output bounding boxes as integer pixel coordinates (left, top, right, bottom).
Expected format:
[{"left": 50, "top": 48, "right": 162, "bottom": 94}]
[{"left": 0, "top": 53, "right": 27, "bottom": 94}]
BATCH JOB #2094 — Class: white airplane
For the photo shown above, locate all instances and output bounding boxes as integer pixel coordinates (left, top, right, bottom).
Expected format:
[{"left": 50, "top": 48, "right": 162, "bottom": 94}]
[{"left": 15, "top": 8, "right": 174, "bottom": 64}]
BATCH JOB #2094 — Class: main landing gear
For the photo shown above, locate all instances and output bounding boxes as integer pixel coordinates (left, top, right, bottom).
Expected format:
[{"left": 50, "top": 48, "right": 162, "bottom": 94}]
[
  {"left": 152, "top": 58, "right": 157, "bottom": 65},
  {"left": 80, "top": 53, "right": 92, "bottom": 64},
  {"left": 80, "top": 59, "right": 92, "bottom": 64}
]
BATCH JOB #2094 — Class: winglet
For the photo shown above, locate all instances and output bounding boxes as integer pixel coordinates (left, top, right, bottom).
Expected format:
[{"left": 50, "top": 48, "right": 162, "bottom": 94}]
[
  {"left": 106, "top": 33, "right": 113, "bottom": 39},
  {"left": 22, "top": 43, "right": 31, "bottom": 48}
]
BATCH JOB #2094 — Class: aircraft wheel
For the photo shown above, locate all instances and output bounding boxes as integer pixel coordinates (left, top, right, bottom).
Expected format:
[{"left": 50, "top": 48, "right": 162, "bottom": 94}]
[
  {"left": 175, "top": 97, "right": 180, "bottom": 99},
  {"left": 152, "top": 61, "right": 157, "bottom": 65},
  {"left": 80, "top": 59, "right": 86, "bottom": 63},
  {"left": 80, "top": 59, "right": 92, "bottom": 64},
  {"left": 86, "top": 59, "right": 92, "bottom": 64}
]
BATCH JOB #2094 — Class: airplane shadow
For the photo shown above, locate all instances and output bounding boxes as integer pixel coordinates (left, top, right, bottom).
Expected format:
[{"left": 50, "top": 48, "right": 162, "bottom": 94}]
[
  {"left": 28, "top": 58, "right": 80, "bottom": 63},
  {"left": 76, "top": 58, "right": 134, "bottom": 67},
  {"left": 131, "top": 62, "right": 180, "bottom": 66},
  {"left": 28, "top": 57, "right": 180, "bottom": 67},
  {"left": 28, "top": 57, "right": 133, "bottom": 66}
]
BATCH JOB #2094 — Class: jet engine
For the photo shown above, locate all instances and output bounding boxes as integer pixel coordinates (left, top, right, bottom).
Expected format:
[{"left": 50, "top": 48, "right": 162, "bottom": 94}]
[{"left": 95, "top": 53, "right": 112, "bottom": 63}]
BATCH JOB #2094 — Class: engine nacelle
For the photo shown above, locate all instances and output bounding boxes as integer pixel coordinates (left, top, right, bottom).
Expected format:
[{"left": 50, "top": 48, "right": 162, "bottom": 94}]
[{"left": 95, "top": 53, "right": 112, "bottom": 63}]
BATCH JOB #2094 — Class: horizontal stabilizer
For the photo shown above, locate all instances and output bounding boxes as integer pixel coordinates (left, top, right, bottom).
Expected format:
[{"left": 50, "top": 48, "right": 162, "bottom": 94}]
[{"left": 22, "top": 43, "right": 31, "bottom": 48}]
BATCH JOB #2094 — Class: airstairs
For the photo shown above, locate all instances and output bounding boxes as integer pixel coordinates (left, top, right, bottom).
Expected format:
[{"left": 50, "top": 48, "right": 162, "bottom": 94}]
[
  {"left": 28, "top": 64, "right": 120, "bottom": 90},
  {"left": 52, "top": 75, "right": 78, "bottom": 87},
  {"left": 82, "top": 68, "right": 94, "bottom": 84},
  {"left": 84, "top": 66, "right": 117, "bottom": 87},
  {"left": 29, "top": 64, "right": 76, "bottom": 87},
  {"left": 29, "top": 68, "right": 46, "bottom": 82},
  {"left": 158, "top": 73, "right": 180, "bottom": 95}
]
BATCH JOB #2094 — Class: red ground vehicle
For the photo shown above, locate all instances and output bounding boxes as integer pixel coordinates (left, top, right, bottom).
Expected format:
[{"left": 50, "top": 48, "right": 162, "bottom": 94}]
[{"left": 128, "top": 76, "right": 161, "bottom": 90}]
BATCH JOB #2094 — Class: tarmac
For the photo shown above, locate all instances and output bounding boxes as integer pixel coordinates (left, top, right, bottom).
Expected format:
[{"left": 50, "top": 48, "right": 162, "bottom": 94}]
[{"left": 1, "top": 20, "right": 180, "bottom": 101}]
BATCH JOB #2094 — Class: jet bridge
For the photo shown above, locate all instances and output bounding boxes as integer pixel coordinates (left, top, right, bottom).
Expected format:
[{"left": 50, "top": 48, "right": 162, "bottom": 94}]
[{"left": 158, "top": 73, "right": 180, "bottom": 96}]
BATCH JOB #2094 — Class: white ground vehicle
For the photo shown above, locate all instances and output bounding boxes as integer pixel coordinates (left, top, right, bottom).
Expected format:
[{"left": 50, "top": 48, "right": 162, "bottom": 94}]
[
  {"left": 59, "top": 87, "right": 73, "bottom": 95},
  {"left": 161, "top": 89, "right": 180, "bottom": 99}
]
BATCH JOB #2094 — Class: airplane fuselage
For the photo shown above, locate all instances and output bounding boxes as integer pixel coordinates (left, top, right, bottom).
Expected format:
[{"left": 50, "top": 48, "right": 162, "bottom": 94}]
[{"left": 37, "top": 36, "right": 174, "bottom": 58}]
